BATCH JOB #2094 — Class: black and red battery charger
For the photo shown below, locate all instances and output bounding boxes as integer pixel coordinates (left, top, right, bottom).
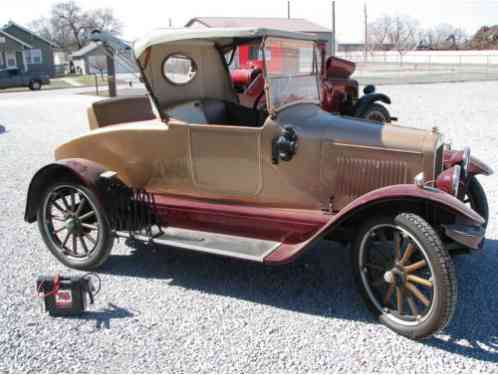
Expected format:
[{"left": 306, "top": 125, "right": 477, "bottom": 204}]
[{"left": 36, "top": 274, "right": 100, "bottom": 316}]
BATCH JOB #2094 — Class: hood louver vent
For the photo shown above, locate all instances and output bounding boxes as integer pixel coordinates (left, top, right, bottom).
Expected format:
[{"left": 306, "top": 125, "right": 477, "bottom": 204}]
[{"left": 335, "top": 157, "right": 408, "bottom": 199}]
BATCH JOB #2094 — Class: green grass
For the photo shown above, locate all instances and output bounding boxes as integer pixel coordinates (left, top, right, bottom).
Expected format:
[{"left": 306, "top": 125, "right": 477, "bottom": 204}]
[{"left": 73, "top": 75, "right": 110, "bottom": 85}]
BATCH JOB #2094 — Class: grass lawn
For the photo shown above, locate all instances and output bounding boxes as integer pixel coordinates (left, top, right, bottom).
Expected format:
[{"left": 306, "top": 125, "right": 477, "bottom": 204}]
[{"left": 71, "top": 75, "right": 126, "bottom": 86}]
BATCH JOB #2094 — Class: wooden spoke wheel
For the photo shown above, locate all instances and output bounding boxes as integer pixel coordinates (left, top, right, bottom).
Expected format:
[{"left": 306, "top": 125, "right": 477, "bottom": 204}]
[
  {"left": 37, "top": 182, "right": 114, "bottom": 270},
  {"left": 352, "top": 213, "right": 457, "bottom": 339}
]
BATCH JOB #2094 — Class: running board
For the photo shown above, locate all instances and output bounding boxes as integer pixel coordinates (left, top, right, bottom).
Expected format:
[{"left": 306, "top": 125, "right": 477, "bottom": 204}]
[{"left": 115, "top": 227, "right": 281, "bottom": 262}]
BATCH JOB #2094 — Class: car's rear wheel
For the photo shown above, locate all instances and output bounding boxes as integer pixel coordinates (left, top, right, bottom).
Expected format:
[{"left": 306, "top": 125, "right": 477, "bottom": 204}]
[
  {"left": 29, "top": 80, "right": 42, "bottom": 90},
  {"left": 352, "top": 213, "right": 457, "bottom": 339},
  {"left": 361, "top": 103, "right": 391, "bottom": 123},
  {"left": 37, "top": 181, "right": 114, "bottom": 270},
  {"left": 464, "top": 176, "right": 489, "bottom": 227}
]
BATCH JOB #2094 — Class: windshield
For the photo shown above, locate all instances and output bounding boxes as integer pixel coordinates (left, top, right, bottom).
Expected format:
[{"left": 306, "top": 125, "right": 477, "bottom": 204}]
[{"left": 264, "top": 37, "right": 320, "bottom": 110}]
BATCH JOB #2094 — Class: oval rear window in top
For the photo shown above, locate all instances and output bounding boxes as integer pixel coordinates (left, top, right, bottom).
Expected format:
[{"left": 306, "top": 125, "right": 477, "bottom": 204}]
[{"left": 162, "top": 54, "right": 197, "bottom": 85}]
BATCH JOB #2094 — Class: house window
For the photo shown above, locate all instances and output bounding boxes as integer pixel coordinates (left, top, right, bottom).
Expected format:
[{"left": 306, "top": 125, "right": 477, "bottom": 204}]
[
  {"left": 28, "top": 49, "right": 42, "bottom": 64},
  {"left": 6, "top": 52, "right": 17, "bottom": 68}
]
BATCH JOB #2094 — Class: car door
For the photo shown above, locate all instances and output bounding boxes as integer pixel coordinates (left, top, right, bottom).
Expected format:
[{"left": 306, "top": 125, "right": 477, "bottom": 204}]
[
  {"left": 9, "top": 69, "right": 22, "bottom": 87},
  {"left": 188, "top": 124, "right": 263, "bottom": 197}
]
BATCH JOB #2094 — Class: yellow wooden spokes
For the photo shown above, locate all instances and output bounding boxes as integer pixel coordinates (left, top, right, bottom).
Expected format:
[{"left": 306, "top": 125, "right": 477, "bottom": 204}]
[
  {"left": 407, "top": 274, "right": 433, "bottom": 288},
  {"left": 405, "top": 282, "right": 430, "bottom": 306},
  {"left": 400, "top": 242, "right": 416, "bottom": 265},
  {"left": 404, "top": 260, "right": 427, "bottom": 273}
]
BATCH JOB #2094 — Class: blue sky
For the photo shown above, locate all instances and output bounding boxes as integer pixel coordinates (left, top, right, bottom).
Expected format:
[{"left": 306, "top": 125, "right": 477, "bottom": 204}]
[{"left": 3, "top": 0, "right": 498, "bottom": 42}]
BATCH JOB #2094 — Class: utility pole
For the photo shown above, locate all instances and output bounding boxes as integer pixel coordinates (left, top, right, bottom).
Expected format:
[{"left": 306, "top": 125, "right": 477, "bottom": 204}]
[
  {"left": 364, "top": 2, "right": 368, "bottom": 62},
  {"left": 287, "top": 1, "right": 291, "bottom": 19},
  {"left": 106, "top": 47, "right": 116, "bottom": 97},
  {"left": 331, "top": 1, "right": 336, "bottom": 56},
  {"left": 169, "top": 18, "right": 173, "bottom": 28}
]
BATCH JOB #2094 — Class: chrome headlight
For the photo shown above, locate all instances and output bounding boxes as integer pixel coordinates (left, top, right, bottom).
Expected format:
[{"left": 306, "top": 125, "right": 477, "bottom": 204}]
[
  {"left": 436, "top": 165, "right": 461, "bottom": 196},
  {"left": 462, "top": 146, "right": 471, "bottom": 177},
  {"left": 452, "top": 165, "right": 461, "bottom": 196},
  {"left": 414, "top": 172, "right": 425, "bottom": 188}
]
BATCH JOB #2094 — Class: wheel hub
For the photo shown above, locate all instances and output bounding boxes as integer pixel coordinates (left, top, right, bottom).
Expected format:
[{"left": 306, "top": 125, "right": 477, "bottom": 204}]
[
  {"left": 384, "top": 267, "right": 406, "bottom": 287},
  {"left": 64, "top": 217, "right": 81, "bottom": 232}
]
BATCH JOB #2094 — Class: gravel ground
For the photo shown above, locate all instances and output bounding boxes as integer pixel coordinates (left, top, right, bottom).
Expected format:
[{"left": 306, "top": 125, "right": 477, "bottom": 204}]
[{"left": 0, "top": 83, "right": 497, "bottom": 373}]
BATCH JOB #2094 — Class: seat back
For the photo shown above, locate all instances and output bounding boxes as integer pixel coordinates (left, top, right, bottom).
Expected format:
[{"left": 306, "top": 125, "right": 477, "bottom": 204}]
[{"left": 88, "top": 95, "right": 156, "bottom": 129}]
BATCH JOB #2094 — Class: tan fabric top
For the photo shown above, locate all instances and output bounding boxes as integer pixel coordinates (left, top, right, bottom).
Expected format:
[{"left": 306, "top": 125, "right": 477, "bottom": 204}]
[{"left": 134, "top": 27, "right": 318, "bottom": 59}]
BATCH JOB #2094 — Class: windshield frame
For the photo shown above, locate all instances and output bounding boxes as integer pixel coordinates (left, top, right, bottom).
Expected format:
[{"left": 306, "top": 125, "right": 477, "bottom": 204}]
[{"left": 261, "top": 36, "right": 321, "bottom": 113}]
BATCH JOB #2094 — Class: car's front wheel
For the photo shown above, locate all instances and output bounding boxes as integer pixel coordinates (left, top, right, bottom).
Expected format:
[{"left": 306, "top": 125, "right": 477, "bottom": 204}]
[
  {"left": 37, "top": 181, "right": 114, "bottom": 270},
  {"left": 352, "top": 213, "right": 457, "bottom": 339}
]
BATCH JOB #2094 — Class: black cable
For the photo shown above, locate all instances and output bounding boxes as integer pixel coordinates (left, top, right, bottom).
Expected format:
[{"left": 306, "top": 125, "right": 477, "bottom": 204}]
[{"left": 82, "top": 272, "right": 102, "bottom": 296}]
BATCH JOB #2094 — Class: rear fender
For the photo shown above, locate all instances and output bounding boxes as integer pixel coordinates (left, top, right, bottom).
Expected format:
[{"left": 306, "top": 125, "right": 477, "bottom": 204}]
[
  {"left": 24, "top": 158, "right": 108, "bottom": 223},
  {"left": 354, "top": 93, "right": 391, "bottom": 117},
  {"left": 263, "top": 184, "right": 484, "bottom": 265}
]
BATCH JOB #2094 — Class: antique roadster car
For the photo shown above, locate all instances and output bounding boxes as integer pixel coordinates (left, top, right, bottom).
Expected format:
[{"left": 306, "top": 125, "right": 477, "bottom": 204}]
[
  {"left": 25, "top": 28, "right": 492, "bottom": 339},
  {"left": 230, "top": 44, "right": 393, "bottom": 122}
]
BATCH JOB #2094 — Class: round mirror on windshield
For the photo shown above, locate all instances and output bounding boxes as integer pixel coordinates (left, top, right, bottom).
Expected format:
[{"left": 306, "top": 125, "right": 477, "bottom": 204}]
[{"left": 162, "top": 54, "right": 198, "bottom": 85}]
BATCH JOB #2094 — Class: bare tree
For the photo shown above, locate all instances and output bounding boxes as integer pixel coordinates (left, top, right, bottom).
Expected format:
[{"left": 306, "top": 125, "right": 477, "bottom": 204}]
[
  {"left": 367, "top": 14, "right": 420, "bottom": 62},
  {"left": 388, "top": 15, "right": 419, "bottom": 60},
  {"left": 29, "top": 1, "right": 122, "bottom": 52},
  {"left": 84, "top": 8, "right": 123, "bottom": 36},
  {"left": 367, "top": 15, "right": 393, "bottom": 52},
  {"left": 51, "top": 1, "right": 86, "bottom": 49},
  {"left": 420, "top": 23, "right": 468, "bottom": 50}
]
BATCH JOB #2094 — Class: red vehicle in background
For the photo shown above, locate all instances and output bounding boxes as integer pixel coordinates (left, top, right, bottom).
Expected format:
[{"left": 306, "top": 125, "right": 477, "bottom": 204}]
[{"left": 230, "top": 42, "right": 394, "bottom": 123}]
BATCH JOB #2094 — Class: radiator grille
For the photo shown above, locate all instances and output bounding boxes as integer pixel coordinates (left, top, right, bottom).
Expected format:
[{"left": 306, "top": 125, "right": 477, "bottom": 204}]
[
  {"left": 335, "top": 157, "right": 408, "bottom": 198},
  {"left": 435, "top": 144, "right": 445, "bottom": 178}
]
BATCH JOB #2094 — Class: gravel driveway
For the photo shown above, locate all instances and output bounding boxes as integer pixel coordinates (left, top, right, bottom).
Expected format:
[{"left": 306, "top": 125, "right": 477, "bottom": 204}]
[{"left": 0, "top": 83, "right": 497, "bottom": 373}]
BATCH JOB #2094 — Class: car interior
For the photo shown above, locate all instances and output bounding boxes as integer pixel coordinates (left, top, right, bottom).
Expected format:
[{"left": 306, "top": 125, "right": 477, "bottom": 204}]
[
  {"left": 87, "top": 95, "right": 267, "bottom": 130},
  {"left": 89, "top": 39, "right": 268, "bottom": 130},
  {"left": 164, "top": 98, "right": 266, "bottom": 127}
]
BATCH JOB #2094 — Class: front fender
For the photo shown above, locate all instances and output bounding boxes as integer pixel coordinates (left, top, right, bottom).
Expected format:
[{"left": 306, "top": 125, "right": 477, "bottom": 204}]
[
  {"left": 332, "top": 184, "right": 484, "bottom": 226},
  {"left": 354, "top": 93, "right": 391, "bottom": 116},
  {"left": 264, "top": 184, "right": 484, "bottom": 264},
  {"left": 24, "top": 158, "right": 107, "bottom": 223},
  {"left": 444, "top": 149, "right": 493, "bottom": 176}
]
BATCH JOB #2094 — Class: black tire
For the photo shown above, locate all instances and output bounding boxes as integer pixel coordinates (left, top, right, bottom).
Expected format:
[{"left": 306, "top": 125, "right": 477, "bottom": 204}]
[
  {"left": 37, "top": 180, "right": 114, "bottom": 270},
  {"left": 352, "top": 213, "right": 457, "bottom": 339},
  {"left": 29, "top": 80, "right": 42, "bottom": 91},
  {"left": 361, "top": 103, "right": 391, "bottom": 123},
  {"left": 465, "top": 176, "right": 489, "bottom": 227}
]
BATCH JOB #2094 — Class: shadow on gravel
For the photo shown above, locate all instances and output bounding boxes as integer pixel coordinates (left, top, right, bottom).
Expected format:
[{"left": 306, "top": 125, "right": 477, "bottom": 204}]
[
  {"left": 425, "top": 239, "right": 498, "bottom": 363},
  {"left": 101, "top": 239, "right": 372, "bottom": 324},
  {"left": 101, "top": 238, "right": 498, "bottom": 363},
  {"left": 67, "top": 303, "right": 134, "bottom": 330}
]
